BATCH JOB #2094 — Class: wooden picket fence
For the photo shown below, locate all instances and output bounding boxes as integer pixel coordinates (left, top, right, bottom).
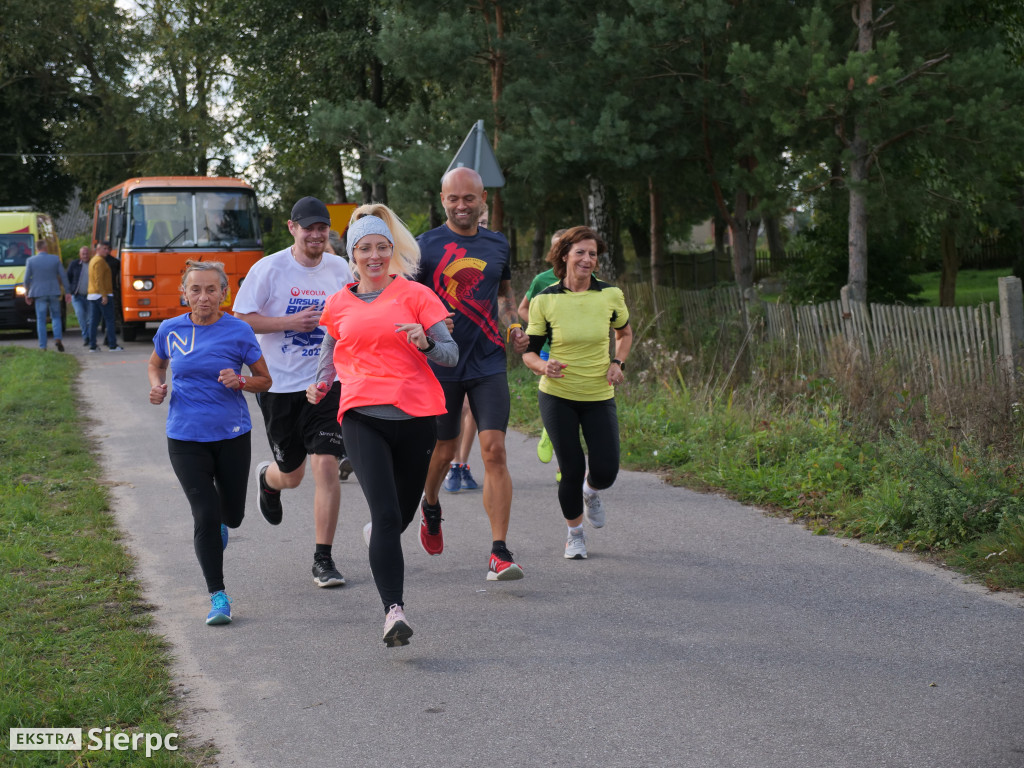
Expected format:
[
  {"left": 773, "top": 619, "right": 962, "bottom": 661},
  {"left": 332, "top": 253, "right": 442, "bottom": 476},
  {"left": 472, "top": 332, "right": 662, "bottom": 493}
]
[
  {"left": 620, "top": 282, "right": 744, "bottom": 332},
  {"left": 762, "top": 299, "right": 1005, "bottom": 387},
  {"left": 621, "top": 280, "right": 1017, "bottom": 388}
]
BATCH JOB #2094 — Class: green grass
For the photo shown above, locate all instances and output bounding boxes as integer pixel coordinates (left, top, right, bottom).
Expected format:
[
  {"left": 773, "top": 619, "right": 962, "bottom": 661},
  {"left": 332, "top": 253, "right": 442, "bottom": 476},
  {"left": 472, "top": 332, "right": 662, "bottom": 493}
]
[
  {"left": 0, "top": 347, "right": 211, "bottom": 767},
  {"left": 507, "top": 358, "right": 1024, "bottom": 592},
  {"left": 909, "top": 268, "right": 1012, "bottom": 306}
]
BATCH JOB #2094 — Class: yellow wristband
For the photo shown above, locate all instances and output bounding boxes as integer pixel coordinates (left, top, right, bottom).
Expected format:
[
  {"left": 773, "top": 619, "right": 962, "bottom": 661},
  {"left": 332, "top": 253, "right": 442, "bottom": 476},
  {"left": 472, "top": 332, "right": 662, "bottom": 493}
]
[{"left": 506, "top": 323, "right": 522, "bottom": 343}]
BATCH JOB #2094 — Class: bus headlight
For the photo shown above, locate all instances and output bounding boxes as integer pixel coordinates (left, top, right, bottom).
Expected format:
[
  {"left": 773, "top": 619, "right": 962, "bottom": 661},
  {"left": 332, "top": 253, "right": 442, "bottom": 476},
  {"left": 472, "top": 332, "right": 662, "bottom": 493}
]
[{"left": 132, "top": 278, "right": 155, "bottom": 291}]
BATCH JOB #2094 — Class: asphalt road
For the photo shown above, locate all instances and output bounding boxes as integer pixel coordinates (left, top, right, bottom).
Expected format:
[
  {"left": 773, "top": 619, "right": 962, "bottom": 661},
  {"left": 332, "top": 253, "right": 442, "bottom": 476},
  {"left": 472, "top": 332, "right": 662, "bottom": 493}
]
[{"left": 11, "top": 328, "right": 1024, "bottom": 768}]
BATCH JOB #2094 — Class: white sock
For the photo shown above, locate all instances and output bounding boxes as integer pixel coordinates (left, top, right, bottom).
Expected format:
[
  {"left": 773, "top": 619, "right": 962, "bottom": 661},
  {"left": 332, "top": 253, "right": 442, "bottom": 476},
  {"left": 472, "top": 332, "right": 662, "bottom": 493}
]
[
  {"left": 568, "top": 524, "right": 584, "bottom": 535},
  {"left": 583, "top": 479, "right": 598, "bottom": 497}
]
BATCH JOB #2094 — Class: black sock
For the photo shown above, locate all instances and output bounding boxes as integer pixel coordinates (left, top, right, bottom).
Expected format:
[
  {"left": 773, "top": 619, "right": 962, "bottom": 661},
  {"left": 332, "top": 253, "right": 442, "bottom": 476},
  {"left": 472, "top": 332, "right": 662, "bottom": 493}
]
[
  {"left": 315, "top": 544, "right": 332, "bottom": 559},
  {"left": 491, "top": 540, "right": 507, "bottom": 555}
]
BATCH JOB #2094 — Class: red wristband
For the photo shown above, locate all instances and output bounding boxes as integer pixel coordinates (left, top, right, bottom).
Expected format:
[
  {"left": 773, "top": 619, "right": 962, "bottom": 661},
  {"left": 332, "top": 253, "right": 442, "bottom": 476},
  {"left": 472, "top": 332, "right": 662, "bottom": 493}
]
[{"left": 237, "top": 375, "right": 246, "bottom": 389}]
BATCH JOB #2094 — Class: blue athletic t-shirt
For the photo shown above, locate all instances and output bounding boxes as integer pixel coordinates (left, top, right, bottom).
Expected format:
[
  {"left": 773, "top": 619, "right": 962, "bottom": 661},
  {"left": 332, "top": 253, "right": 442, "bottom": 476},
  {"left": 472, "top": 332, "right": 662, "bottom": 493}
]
[
  {"left": 416, "top": 224, "right": 511, "bottom": 381},
  {"left": 153, "top": 313, "right": 264, "bottom": 442}
]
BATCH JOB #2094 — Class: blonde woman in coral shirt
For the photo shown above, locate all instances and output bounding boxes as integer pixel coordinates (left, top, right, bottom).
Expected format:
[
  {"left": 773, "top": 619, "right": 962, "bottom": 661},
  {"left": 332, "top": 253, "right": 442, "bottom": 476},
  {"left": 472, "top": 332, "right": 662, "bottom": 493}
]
[{"left": 307, "top": 206, "right": 457, "bottom": 648}]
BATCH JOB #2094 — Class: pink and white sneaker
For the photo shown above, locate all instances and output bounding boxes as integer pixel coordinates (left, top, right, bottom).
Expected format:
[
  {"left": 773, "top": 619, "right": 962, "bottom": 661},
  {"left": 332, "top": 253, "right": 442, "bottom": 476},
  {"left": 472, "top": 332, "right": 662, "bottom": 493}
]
[{"left": 382, "top": 604, "right": 413, "bottom": 647}]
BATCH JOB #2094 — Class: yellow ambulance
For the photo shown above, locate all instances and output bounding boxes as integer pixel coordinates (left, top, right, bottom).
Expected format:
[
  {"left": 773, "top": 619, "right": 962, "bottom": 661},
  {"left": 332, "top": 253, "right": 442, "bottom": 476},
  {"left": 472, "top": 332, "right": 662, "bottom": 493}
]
[{"left": 0, "top": 208, "right": 62, "bottom": 329}]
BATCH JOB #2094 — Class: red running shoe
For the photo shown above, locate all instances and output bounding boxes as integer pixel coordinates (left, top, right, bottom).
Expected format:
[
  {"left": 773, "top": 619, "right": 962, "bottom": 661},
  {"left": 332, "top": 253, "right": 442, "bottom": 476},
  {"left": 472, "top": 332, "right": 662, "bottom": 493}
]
[
  {"left": 419, "top": 498, "right": 444, "bottom": 556},
  {"left": 486, "top": 549, "right": 524, "bottom": 581}
]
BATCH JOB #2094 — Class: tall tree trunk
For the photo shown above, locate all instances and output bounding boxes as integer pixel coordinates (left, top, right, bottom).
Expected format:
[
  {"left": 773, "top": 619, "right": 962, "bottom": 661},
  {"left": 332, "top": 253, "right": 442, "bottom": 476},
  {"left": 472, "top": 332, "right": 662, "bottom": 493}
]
[
  {"left": 939, "top": 223, "right": 958, "bottom": 307},
  {"left": 847, "top": 138, "right": 870, "bottom": 302},
  {"left": 331, "top": 161, "right": 348, "bottom": 204},
  {"left": 730, "top": 188, "right": 759, "bottom": 292},
  {"left": 763, "top": 215, "right": 786, "bottom": 275},
  {"left": 626, "top": 221, "right": 650, "bottom": 277},
  {"left": 713, "top": 214, "right": 728, "bottom": 259},
  {"left": 492, "top": 189, "right": 504, "bottom": 234},
  {"left": 847, "top": 0, "right": 873, "bottom": 303},
  {"left": 531, "top": 210, "right": 548, "bottom": 272},
  {"left": 587, "top": 175, "right": 617, "bottom": 280},
  {"left": 372, "top": 174, "right": 387, "bottom": 206},
  {"left": 704, "top": 103, "right": 757, "bottom": 292},
  {"left": 649, "top": 177, "right": 665, "bottom": 287},
  {"left": 481, "top": 1, "right": 506, "bottom": 233}
]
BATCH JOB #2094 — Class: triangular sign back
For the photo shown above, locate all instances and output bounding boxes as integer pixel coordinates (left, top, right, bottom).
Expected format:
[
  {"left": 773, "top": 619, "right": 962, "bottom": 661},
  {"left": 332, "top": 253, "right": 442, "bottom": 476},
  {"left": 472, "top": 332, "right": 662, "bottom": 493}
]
[{"left": 444, "top": 120, "right": 505, "bottom": 188}]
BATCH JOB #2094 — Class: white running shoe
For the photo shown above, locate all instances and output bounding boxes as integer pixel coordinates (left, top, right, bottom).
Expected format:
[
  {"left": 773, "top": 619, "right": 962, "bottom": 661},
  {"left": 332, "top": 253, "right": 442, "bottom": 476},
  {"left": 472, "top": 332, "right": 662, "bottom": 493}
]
[
  {"left": 564, "top": 528, "right": 588, "bottom": 559},
  {"left": 583, "top": 491, "right": 605, "bottom": 528}
]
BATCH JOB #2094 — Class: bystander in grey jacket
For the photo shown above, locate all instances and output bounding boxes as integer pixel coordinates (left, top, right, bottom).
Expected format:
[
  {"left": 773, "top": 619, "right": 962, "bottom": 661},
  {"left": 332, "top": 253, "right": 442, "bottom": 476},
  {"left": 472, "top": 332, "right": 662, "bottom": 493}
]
[
  {"left": 24, "top": 246, "right": 69, "bottom": 298},
  {"left": 24, "top": 244, "right": 69, "bottom": 351}
]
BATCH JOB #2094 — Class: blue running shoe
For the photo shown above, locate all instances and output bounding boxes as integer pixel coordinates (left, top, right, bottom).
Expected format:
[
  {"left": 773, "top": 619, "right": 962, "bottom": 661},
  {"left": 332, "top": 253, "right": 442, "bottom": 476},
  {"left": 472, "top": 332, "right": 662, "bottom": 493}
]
[
  {"left": 460, "top": 463, "right": 481, "bottom": 491},
  {"left": 221, "top": 524, "right": 229, "bottom": 551},
  {"left": 206, "top": 591, "right": 232, "bottom": 625},
  {"left": 442, "top": 463, "right": 462, "bottom": 493}
]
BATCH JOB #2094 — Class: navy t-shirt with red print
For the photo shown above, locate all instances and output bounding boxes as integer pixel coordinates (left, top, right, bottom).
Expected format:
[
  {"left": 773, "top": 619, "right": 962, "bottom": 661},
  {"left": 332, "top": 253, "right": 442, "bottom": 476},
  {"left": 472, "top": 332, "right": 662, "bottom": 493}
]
[{"left": 415, "top": 224, "right": 511, "bottom": 381}]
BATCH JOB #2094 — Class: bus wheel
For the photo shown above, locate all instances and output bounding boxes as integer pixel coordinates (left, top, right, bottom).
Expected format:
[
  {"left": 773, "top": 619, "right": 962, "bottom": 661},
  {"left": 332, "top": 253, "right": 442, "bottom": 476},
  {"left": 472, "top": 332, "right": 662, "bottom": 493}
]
[{"left": 122, "top": 323, "right": 138, "bottom": 342}]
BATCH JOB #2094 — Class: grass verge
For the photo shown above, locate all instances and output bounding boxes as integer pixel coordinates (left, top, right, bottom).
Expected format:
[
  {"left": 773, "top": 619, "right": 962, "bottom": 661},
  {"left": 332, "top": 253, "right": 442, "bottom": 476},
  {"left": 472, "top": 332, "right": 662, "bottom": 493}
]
[
  {"left": 508, "top": 358, "right": 1024, "bottom": 594},
  {"left": 0, "top": 347, "right": 211, "bottom": 767}
]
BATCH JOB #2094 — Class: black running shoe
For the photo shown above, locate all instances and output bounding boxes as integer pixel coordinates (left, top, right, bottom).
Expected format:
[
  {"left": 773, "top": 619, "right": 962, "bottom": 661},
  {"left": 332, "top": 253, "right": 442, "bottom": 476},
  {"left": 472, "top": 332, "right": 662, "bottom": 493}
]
[
  {"left": 338, "top": 455, "right": 353, "bottom": 482},
  {"left": 255, "top": 460, "right": 283, "bottom": 525},
  {"left": 312, "top": 555, "right": 345, "bottom": 588}
]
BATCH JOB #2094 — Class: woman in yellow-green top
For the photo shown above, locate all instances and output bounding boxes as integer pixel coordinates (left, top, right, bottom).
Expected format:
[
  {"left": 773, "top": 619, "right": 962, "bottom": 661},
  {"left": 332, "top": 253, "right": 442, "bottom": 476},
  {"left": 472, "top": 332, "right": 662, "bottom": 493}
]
[{"left": 522, "top": 226, "right": 632, "bottom": 561}]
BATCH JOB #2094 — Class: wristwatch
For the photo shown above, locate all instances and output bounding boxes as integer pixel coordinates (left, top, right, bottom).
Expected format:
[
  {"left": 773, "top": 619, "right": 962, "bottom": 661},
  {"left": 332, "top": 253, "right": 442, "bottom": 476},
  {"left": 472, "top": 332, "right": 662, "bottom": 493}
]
[{"left": 611, "top": 358, "right": 625, "bottom": 372}]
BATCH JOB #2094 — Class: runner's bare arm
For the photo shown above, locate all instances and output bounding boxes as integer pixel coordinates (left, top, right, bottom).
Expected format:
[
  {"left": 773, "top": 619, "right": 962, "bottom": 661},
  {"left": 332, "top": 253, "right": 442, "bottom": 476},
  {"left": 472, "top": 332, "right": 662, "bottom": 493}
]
[
  {"left": 235, "top": 306, "right": 322, "bottom": 334},
  {"left": 499, "top": 279, "right": 529, "bottom": 353}
]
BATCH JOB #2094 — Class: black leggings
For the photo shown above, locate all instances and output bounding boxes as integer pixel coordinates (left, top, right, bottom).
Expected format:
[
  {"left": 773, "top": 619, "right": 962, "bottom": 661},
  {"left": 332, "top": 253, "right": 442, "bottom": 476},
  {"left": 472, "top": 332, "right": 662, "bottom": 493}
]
[
  {"left": 167, "top": 433, "right": 250, "bottom": 593},
  {"left": 538, "top": 391, "right": 620, "bottom": 521},
  {"left": 341, "top": 410, "right": 437, "bottom": 610}
]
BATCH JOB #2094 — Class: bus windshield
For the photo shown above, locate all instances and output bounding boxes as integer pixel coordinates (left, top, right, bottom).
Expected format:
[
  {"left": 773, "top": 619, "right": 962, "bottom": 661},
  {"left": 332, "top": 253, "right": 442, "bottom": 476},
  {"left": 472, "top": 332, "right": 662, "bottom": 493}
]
[
  {"left": 127, "top": 189, "right": 261, "bottom": 249},
  {"left": 0, "top": 234, "right": 33, "bottom": 266}
]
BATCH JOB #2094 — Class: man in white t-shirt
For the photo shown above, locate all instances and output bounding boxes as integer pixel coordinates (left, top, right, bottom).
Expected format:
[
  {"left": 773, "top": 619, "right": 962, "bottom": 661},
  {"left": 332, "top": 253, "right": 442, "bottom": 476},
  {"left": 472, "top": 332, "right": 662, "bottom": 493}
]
[{"left": 234, "top": 196, "right": 354, "bottom": 588}]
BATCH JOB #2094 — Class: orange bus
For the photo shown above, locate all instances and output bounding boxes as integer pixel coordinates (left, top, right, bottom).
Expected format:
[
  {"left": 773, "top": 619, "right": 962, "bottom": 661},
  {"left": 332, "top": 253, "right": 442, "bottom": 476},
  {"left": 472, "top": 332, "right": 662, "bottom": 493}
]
[{"left": 92, "top": 176, "right": 263, "bottom": 341}]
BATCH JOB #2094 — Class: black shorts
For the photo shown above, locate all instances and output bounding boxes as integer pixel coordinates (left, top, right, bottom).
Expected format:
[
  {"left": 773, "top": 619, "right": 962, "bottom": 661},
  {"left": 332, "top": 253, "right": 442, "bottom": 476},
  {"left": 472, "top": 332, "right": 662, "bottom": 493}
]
[
  {"left": 436, "top": 373, "right": 510, "bottom": 441},
  {"left": 256, "top": 383, "right": 344, "bottom": 473}
]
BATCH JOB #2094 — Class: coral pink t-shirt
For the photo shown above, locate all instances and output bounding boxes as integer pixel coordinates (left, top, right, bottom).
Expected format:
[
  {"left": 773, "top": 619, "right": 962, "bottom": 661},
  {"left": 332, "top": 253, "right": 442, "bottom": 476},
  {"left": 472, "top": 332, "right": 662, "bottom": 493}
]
[{"left": 319, "top": 276, "right": 450, "bottom": 423}]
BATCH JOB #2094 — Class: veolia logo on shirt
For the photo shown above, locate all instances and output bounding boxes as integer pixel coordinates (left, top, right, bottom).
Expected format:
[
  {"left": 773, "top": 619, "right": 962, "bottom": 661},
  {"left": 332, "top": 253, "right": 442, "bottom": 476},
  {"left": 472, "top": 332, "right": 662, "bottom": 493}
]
[{"left": 290, "top": 287, "right": 326, "bottom": 297}]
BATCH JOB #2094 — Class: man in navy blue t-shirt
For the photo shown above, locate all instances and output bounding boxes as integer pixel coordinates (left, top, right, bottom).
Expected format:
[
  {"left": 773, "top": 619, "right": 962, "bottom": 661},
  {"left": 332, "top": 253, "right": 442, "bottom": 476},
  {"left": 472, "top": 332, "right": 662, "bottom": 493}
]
[{"left": 415, "top": 167, "right": 529, "bottom": 581}]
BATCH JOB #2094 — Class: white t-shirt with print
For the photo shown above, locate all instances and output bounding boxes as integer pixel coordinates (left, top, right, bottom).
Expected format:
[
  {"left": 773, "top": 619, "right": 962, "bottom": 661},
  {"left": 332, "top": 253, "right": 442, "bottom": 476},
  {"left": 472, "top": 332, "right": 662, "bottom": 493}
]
[{"left": 233, "top": 246, "right": 353, "bottom": 393}]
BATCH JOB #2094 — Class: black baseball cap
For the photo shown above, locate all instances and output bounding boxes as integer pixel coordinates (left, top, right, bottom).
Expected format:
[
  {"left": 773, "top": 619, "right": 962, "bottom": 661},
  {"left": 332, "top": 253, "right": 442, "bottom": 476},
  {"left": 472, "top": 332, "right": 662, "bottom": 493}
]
[{"left": 290, "top": 196, "right": 331, "bottom": 228}]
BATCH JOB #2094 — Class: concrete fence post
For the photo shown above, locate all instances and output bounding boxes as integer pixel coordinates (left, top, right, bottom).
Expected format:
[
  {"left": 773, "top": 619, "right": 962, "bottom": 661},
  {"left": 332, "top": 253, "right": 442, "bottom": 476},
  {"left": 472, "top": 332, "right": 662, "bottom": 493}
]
[{"left": 998, "top": 276, "right": 1024, "bottom": 379}]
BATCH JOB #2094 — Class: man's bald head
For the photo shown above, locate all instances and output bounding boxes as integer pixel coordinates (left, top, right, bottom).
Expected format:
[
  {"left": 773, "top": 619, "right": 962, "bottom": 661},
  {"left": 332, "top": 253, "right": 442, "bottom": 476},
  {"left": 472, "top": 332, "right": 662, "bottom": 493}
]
[{"left": 441, "top": 167, "right": 487, "bottom": 236}]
